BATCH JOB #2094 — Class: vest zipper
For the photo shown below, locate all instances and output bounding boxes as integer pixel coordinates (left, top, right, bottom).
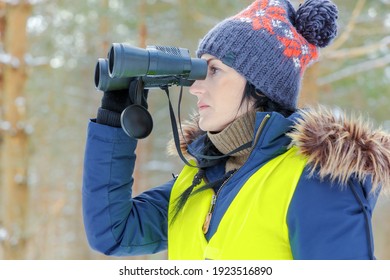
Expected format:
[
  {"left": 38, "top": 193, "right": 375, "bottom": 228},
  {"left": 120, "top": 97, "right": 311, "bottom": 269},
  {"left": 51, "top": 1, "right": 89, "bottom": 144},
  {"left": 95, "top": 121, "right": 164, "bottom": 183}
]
[
  {"left": 202, "top": 172, "right": 235, "bottom": 234},
  {"left": 202, "top": 194, "right": 216, "bottom": 234},
  {"left": 202, "top": 113, "right": 272, "bottom": 235}
]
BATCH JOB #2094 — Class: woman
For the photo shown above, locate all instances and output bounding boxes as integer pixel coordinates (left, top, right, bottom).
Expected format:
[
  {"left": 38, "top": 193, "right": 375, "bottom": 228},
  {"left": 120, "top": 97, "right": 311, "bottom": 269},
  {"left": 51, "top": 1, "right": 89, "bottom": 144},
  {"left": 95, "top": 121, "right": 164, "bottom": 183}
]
[{"left": 83, "top": 0, "right": 390, "bottom": 259}]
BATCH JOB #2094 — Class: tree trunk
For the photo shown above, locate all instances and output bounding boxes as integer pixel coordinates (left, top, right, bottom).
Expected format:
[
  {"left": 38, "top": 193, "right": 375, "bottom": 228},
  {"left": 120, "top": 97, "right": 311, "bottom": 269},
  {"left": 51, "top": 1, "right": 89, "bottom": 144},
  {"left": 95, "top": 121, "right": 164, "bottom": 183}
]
[
  {"left": 132, "top": 0, "right": 148, "bottom": 196},
  {"left": 138, "top": 0, "right": 147, "bottom": 49},
  {"left": 299, "top": 63, "right": 319, "bottom": 108},
  {"left": 0, "top": 0, "right": 6, "bottom": 260},
  {"left": 99, "top": 0, "right": 109, "bottom": 56},
  {"left": 1, "top": 1, "right": 32, "bottom": 260}
]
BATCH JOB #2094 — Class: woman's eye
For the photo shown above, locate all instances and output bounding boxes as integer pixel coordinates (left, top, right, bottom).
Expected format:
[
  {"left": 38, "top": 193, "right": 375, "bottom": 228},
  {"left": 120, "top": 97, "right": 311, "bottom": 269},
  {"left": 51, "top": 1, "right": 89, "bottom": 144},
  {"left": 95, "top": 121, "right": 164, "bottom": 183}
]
[{"left": 209, "top": 66, "right": 219, "bottom": 75}]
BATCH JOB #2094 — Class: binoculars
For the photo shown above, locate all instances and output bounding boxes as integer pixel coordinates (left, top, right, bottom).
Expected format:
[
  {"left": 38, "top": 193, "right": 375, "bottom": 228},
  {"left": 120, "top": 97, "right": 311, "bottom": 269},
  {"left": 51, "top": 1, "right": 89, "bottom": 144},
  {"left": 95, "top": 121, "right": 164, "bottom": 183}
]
[
  {"left": 94, "top": 43, "right": 208, "bottom": 139},
  {"left": 95, "top": 44, "right": 207, "bottom": 91}
]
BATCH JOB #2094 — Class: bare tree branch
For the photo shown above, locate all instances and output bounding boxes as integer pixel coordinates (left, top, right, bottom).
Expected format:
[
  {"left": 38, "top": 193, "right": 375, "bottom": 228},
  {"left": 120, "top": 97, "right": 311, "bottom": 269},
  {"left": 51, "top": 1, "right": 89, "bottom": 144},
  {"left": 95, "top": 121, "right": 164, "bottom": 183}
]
[
  {"left": 318, "top": 53, "right": 390, "bottom": 85},
  {"left": 0, "top": 0, "right": 45, "bottom": 5},
  {"left": 325, "top": 0, "right": 366, "bottom": 52},
  {"left": 323, "top": 36, "right": 390, "bottom": 60}
]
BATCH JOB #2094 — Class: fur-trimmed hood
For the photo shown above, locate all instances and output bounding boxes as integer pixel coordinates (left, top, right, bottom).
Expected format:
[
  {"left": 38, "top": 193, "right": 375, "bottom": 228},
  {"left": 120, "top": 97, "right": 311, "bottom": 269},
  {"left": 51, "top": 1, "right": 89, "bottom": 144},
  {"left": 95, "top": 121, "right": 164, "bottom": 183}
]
[
  {"left": 288, "top": 106, "right": 390, "bottom": 194},
  {"left": 169, "top": 107, "right": 390, "bottom": 194}
]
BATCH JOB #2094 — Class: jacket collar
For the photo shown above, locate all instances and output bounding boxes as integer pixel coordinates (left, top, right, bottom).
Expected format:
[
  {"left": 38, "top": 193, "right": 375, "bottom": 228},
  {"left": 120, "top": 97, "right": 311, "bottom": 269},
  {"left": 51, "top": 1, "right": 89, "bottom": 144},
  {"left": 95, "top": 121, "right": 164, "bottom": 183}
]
[
  {"left": 171, "top": 111, "right": 293, "bottom": 163},
  {"left": 168, "top": 106, "right": 390, "bottom": 194}
]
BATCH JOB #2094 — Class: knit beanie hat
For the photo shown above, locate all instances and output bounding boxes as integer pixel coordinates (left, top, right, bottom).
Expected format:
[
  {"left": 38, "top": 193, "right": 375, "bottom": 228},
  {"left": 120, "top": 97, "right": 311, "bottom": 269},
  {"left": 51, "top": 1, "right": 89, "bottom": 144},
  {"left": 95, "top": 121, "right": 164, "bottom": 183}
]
[{"left": 196, "top": 0, "right": 338, "bottom": 110}]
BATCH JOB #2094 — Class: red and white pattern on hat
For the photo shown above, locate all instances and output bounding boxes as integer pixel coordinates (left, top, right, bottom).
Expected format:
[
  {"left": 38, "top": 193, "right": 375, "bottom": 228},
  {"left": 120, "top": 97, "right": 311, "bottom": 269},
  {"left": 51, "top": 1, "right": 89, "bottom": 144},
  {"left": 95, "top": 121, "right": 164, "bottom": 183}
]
[{"left": 233, "top": 0, "right": 318, "bottom": 75}]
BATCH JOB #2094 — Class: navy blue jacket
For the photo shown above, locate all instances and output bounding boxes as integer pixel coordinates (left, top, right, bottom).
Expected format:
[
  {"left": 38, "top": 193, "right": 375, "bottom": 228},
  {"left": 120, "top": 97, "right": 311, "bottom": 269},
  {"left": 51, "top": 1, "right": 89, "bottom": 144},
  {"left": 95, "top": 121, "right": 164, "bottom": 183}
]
[{"left": 83, "top": 108, "right": 388, "bottom": 259}]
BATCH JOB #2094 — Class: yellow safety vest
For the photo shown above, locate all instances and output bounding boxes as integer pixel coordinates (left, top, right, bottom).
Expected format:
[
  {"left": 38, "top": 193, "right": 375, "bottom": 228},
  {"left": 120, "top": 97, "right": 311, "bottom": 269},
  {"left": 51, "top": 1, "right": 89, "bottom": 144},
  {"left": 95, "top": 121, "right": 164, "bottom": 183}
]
[{"left": 167, "top": 147, "right": 307, "bottom": 260}]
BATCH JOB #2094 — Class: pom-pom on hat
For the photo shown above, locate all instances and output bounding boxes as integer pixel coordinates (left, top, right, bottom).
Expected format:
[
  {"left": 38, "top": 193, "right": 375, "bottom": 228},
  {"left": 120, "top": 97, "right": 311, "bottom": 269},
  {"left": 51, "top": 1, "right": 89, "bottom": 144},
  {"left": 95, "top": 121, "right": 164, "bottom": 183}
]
[{"left": 196, "top": 0, "right": 338, "bottom": 110}]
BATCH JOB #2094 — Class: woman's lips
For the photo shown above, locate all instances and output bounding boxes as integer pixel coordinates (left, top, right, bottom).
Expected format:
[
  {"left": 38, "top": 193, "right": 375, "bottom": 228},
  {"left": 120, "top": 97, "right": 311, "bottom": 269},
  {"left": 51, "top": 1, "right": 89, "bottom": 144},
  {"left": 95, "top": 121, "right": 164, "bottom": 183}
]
[{"left": 198, "top": 102, "right": 209, "bottom": 110}]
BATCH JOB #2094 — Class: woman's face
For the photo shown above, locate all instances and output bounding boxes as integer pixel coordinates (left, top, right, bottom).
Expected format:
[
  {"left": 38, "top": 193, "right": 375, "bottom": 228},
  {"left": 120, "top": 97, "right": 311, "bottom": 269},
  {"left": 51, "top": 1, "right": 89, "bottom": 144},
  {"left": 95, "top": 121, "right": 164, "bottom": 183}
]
[{"left": 189, "top": 54, "right": 253, "bottom": 132}]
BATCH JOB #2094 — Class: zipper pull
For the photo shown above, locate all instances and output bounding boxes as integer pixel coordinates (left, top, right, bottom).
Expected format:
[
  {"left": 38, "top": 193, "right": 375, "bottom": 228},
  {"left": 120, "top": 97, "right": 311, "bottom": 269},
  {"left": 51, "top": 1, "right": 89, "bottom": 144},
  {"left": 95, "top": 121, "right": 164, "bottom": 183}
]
[{"left": 203, "top": 194, "right": 216, "bottom": 234}]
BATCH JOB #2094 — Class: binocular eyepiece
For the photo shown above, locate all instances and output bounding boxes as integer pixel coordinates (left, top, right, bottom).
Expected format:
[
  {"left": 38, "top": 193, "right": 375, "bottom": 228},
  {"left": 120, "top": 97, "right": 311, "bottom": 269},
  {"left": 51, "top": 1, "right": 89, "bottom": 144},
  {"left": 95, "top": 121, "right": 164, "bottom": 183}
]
[{"left": 94, "top": 43, "right": 207, "bottom": 139}]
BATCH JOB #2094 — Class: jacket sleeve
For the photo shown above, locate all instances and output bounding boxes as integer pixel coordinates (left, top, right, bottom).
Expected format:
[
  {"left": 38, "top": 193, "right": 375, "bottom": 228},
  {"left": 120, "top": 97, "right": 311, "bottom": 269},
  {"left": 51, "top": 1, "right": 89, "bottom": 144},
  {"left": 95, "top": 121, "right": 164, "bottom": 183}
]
[
  {"left": 287, "top": 167, "right": 378, "bottom": 260},
  {"left": 82, "top": 120, "right": 173, "bottom": 256}
]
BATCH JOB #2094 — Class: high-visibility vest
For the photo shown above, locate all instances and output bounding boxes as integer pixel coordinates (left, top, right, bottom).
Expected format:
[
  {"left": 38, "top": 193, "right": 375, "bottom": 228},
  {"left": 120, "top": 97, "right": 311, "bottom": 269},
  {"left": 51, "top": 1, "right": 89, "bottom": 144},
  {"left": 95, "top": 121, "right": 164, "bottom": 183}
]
[{"left": 167, "top": 147, "right": 307, "bottom": 260}]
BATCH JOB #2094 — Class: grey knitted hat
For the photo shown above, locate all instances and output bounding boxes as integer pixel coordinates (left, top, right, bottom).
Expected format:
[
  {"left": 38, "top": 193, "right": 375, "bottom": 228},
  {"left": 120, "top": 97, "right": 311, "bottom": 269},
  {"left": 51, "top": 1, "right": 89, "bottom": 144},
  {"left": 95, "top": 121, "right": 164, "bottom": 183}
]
[{"left": 196, "top": 0, "right": 338, "bottom": 110}]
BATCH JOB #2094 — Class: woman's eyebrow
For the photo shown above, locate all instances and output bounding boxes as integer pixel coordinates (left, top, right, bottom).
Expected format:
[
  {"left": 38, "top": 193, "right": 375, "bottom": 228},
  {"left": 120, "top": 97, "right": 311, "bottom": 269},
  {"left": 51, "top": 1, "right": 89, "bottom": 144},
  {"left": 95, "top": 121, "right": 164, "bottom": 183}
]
[{"left": 206, "top": 58, "right": 218, "bottom": 64}]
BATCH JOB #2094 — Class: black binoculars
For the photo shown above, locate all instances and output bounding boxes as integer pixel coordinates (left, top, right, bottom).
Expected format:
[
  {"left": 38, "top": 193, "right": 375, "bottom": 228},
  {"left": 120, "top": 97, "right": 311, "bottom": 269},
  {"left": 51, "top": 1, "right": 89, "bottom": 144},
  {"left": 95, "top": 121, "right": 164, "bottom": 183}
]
[
  {"left": 95, "top": 44, "right": 207, "bottom": 91},
  {"left": 94, "top": 44, "right": 207, "bottom": 139}
]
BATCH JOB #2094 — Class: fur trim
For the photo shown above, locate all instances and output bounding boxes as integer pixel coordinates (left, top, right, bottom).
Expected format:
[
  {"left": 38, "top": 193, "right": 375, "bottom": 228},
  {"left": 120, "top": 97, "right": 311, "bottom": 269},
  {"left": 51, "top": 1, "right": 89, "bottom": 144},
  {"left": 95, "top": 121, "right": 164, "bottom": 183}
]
[
  {"left": 168, "top": 106, "right": 390, "bottom": 195},
  {"left": 288, "top": 106, "right": 390, "bottom": 194},
  {"left": 167, "top": 114, "right": 204, "bottom": 161}
]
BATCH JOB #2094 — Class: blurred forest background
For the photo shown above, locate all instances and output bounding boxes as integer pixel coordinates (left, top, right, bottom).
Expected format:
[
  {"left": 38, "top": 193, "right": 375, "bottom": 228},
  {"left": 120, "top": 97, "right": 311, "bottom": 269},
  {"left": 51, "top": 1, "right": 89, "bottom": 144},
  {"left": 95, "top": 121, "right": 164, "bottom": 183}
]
[{"left": 0, "top": 0, "right": 389, "bottom": 260}]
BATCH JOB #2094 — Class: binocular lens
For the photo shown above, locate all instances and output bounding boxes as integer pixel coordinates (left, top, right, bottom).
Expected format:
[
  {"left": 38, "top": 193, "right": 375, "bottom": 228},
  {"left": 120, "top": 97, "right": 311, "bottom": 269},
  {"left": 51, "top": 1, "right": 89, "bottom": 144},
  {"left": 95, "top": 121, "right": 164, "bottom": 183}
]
[{"left": 95, "top": 58, "right": 132, "bottom": 92}]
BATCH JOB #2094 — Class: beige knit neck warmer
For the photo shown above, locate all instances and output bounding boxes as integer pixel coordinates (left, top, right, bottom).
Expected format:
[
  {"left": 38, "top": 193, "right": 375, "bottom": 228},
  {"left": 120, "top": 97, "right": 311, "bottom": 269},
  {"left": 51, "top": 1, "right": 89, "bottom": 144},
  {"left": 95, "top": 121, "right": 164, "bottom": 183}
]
[{"left": 207, "top": 110, "right": 256, "bottom": 173}]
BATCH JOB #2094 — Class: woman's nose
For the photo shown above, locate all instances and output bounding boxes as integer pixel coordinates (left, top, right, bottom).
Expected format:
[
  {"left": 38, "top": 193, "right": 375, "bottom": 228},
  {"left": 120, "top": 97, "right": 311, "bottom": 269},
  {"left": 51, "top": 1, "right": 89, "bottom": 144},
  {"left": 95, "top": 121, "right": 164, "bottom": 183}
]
[{"left": 189, "top": 79, "right": 204, "bottom": 96}]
